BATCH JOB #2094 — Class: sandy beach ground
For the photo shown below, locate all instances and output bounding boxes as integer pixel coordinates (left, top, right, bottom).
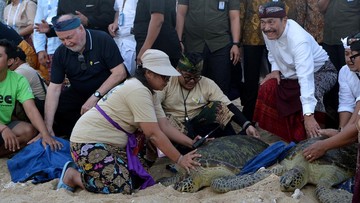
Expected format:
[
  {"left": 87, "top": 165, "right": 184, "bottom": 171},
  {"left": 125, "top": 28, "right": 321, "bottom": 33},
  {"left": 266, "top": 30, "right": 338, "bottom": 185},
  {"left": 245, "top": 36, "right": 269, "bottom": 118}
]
[{"left": 0, "top": 129, "right": 320, "bottom": 203}]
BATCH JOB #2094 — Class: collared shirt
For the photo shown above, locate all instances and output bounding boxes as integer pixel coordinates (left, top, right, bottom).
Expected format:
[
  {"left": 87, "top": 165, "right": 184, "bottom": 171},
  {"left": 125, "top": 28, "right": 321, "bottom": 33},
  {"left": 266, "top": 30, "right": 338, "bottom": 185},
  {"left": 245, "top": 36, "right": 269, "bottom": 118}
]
[
  {"left": 338, "top": 65, "right": 360, "bottom": 113},
  {"left": 264, "top": 19, "right": 329, "bottom": 114},
  {"left": 178, "top": 0, "right": 240, "bottom": 52},
  {"left": 33, "top": 0, "right": 62, "bottom": 54},
  {"left": 51, "top": 29, "right": 124, "bottom": 97}
]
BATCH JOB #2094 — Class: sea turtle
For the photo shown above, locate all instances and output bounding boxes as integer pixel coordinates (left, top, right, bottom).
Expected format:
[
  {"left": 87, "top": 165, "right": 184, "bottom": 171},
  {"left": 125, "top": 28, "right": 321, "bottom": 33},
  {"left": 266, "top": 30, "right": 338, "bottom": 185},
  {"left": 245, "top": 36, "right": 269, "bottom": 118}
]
[
  {"left": 211, "top": 136, "right": 357, "bottom": 203},
  {"left": 158, "top": 135, "right": 269, "bottom": 192}
]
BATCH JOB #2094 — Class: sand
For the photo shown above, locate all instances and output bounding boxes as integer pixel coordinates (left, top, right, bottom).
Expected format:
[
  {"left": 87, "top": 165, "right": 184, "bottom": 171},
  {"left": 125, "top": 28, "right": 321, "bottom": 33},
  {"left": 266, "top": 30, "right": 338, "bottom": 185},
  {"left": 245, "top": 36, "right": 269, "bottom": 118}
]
[{"left": 0, "top": 132, "right": 320, "bottom": 203}]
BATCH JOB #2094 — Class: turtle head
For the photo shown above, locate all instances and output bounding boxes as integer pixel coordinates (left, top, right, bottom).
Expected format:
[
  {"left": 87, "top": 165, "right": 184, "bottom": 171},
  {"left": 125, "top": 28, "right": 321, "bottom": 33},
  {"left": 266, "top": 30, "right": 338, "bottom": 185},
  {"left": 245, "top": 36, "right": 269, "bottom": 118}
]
[
  {"left": 174, "top": 177, "right": 198, "bottom": 192},
  {"left": 279, "top": 167, "right": 307, "bottom": 191}
]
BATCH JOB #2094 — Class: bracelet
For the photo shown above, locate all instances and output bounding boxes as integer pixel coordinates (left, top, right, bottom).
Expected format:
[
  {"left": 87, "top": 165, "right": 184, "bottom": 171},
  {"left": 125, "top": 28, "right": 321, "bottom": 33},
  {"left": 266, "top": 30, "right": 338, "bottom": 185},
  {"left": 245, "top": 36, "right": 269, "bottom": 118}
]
[
  {"left": 176, "top": 155, "right": 183, "bottom": 164},
  {"left": 0, "top": 126, "right": 8, "bottom": 134},
  {"left": 179, "top": 40, "right": 183, "bottom": 43}
]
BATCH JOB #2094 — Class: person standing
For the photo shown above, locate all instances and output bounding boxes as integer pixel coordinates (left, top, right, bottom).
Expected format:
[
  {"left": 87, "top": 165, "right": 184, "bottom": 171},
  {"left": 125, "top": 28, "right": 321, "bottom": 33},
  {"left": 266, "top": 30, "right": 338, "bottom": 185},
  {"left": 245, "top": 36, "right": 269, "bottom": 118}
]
[
  {"left": 176, "top": 0, "right": 241, "bottom": 97},
  {"left": 133, "top": 0, "right": 181, "bottom": 68},
  {"left": 33, "top": 0, "right": 62, "bottom": 84},
  {"left": 108, "top": 0, "right": 138, "bottom": 76}
]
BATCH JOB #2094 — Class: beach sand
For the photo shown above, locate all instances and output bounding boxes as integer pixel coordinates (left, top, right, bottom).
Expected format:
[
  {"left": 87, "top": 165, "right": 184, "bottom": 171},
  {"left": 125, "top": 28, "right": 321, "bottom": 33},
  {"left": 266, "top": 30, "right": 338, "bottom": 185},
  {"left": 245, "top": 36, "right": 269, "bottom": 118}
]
[{"left": 0, "top": 129, "right": 320, "bottom": 203}]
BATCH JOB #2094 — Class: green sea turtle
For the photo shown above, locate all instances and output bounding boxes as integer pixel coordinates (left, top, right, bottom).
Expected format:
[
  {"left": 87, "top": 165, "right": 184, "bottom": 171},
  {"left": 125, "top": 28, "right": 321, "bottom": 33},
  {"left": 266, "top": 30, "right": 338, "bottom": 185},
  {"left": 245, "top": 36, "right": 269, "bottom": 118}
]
[
  {"left": 158, "top": 135, "right": 269, "bottom": 192},
  {"left": 211, "top": 136, "right": 357, "bottom": 203}
]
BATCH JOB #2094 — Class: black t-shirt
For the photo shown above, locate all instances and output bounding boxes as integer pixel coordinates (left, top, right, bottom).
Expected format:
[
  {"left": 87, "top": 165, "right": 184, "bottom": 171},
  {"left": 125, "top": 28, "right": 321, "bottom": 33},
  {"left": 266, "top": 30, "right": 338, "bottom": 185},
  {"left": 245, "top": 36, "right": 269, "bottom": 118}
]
[
  {"left": 0, "top": 22, "right": 23, "bottom": 45},
  {"left": 133, "top": 0, "right": 181, "bottom": 60},
  {"left": 51, "top": 29, "right": 124, "bottom": 97}
]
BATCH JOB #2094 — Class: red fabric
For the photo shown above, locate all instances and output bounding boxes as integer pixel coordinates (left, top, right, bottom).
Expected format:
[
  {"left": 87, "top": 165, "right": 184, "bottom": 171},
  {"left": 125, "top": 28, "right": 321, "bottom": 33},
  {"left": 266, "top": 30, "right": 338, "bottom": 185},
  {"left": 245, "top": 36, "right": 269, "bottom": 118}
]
[
  {"left": 352, "top": 147, "right": 360, "bottom": 203},
  {"left": 254, "top": 79, "right": 326, "bottom": 143}
]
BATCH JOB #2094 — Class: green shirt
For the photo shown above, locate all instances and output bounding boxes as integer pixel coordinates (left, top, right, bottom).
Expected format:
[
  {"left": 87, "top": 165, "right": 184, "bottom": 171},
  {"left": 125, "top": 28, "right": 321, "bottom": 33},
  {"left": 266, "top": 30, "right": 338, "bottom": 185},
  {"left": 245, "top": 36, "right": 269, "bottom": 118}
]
[
  {"left": 0, "top": 70, "right": 34, "bottom": 124},
  {"left": 178, "top": 0, "right": 240, "bottom": 52}
]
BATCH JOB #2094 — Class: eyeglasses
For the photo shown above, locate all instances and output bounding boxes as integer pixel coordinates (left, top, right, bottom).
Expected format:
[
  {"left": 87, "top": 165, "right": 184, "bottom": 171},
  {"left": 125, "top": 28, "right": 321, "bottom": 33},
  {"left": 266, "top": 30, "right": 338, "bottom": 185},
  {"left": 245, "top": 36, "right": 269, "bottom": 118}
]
[
  {"left": 350, "top": 53, "right": 360, "bottom": 64},
  {"left": 181, "top": 72, "right": 202, "bottom": 82},
  {"left": 78, "top": 54, "right": 87, "bottom": 71}
]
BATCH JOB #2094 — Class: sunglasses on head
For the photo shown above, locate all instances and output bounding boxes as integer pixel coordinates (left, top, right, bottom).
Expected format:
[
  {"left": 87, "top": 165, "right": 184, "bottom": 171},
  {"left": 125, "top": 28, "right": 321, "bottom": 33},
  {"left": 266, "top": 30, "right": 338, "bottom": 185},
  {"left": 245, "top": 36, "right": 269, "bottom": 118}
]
[
  {"left": 347, "top": 33, "right": 360, "bottom": 46},
  {"left": 78, "top": 54, "right": 87, "bottom": 71}
]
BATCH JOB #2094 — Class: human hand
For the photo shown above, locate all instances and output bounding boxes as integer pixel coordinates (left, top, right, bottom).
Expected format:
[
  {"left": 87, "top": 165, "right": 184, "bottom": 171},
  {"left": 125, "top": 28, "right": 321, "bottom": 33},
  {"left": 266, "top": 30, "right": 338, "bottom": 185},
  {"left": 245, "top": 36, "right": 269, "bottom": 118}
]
[
  {"left": 81, "top": 96, "right": 98, "bottom": 115},
  {"left": 245, "top": 125, "right": 260, "bottom": 138},
  {"left": 108, "top": 23, "right": 118, "bottom": 37},
  {"left": 34, "top": 20, "right": 50, "bottom": 33},
  {"left": 303, "top": 140, "right": 326, "bottom": 162},
  {"left": 40, "top": 134, "right": 63, "bottom": 151},
  {"left": 1, "top": 127, "right": 20, "bottom": 152},
  {"left": 38, "top": 51, "right": 50, "bottom": 67},
  {"left": 260, "top": 71, "right": 280, "bottom": 85},
  {"left": 179, "top": 41, "right": 185, "bottom": 53},
  {"left": 304, "top": 115, "right": 321, "bottom": 138},
  {"left": 177, "top": 149, "right": 202, "bottom": 174},
  {"left": 75, "top": 11, "right": 89, "bottom": 26},
  {"left": 230, "top": 45, "right": 240, "bottom": 65}
]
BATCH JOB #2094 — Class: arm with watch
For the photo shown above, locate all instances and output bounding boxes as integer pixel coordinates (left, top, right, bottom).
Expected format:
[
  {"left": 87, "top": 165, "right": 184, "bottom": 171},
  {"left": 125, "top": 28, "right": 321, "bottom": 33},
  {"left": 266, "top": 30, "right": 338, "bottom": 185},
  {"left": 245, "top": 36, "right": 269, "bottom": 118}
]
[
  {"left": 229, "top": 9, "right": 241, "bottom": 65},
  {"left": 80, "top": 63, "right": 128, "bottom": 115},
  {"left": 303, "top": 111, "right": 321, "bottom": 138}
]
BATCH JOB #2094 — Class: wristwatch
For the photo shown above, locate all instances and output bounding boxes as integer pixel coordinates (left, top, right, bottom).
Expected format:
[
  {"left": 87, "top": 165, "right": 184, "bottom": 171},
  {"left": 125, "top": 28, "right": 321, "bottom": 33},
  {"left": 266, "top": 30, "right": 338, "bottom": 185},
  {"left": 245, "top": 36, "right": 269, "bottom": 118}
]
[
  {"left": 304, "top": 113, "right": 313, "bottom": 116},
  {"left": 232, "top": 42, "right": 242, "bottom": 47},
  {"left": 94, "top": 90, "right": 102, "bottom": 98}
]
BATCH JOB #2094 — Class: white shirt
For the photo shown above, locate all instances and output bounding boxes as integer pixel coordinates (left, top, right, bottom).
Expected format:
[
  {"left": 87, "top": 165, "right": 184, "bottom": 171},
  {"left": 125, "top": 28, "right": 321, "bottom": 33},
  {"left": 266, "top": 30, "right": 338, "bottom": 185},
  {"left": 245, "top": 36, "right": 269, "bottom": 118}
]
[
  {"left": 338, "top": 65, "right": 360, "bottom": 113},
  {"left": 33, "top": 0, "right": 61, "bottom": 54},
  {"left": 263, "top": 19, "right": 329, "bottom": 114},
  {"left": 114, "top": 0, "right": 138, "bottom": 37}
]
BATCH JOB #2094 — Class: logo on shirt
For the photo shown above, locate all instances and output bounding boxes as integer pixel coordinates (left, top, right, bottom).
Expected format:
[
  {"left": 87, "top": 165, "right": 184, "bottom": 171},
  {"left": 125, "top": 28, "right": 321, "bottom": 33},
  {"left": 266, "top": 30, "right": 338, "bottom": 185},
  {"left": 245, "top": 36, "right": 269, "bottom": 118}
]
[{"left": 0, "top": 95, "right": 12, "bottom": 105}]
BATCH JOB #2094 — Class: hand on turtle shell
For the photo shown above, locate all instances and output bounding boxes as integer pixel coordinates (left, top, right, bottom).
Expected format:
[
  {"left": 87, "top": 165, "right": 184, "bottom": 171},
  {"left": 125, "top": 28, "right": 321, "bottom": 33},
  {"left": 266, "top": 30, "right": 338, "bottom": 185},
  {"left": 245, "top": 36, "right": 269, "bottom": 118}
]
[
  {"left": 178, "top": 149, "right": 202, "bottom": 173},
  {"left": 302, "top": 140, "right": 327, "bottom": 162}
]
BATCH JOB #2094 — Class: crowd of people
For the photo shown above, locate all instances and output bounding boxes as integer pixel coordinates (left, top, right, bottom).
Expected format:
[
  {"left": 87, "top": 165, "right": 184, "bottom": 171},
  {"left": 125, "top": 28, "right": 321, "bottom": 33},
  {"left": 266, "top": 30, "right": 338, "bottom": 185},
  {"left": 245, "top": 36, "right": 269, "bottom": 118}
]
[{"left": 0, "top": 0, "right": 360, "bottom": 202}]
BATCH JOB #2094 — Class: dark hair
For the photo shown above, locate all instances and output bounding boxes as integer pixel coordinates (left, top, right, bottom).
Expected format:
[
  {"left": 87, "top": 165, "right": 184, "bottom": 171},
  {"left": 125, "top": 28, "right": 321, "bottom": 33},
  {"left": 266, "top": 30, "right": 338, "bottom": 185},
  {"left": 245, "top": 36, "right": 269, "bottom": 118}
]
[
  {"left": 0, "top": 39, "right": 17, "bottom": 58},
  {"left": 134, "top": 65, "right": 155, "bottom": 94},
  {"left": 8, "top": 47, "right": 26, "bottom": 61}
]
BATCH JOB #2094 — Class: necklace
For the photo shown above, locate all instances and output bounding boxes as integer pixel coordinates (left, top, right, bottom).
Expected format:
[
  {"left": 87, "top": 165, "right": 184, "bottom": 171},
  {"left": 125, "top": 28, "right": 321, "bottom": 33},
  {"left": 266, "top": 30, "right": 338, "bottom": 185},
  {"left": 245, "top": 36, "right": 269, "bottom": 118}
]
[{"left": 180, "top": 87, "right": 191, "bottom": 122}]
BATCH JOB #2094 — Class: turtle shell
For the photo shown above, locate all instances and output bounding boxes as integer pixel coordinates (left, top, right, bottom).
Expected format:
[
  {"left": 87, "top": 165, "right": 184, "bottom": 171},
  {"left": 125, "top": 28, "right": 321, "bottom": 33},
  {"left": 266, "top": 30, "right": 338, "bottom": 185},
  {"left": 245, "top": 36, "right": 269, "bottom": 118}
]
[{"left": 285, "top": 136, "right": 357, "bottom": 170}]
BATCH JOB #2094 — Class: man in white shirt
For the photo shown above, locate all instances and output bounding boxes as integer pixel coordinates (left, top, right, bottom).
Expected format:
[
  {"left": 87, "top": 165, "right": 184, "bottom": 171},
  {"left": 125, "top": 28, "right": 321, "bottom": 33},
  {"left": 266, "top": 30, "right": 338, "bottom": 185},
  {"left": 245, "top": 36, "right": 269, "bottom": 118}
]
[
  {"left": 33, "top": 0, "right": 62, "bottom": 83},
  {"left": 253, "top": 1, "right": 337, "bottom": 142},
  {"left": 108, "top": 0, "right": 138, "bottom": 76}
]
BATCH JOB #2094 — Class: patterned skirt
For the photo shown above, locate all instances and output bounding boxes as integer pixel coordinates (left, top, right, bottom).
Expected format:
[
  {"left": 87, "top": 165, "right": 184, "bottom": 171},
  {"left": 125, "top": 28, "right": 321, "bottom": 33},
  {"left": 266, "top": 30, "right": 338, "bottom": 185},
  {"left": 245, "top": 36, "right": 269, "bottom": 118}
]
[{"left": 70, "top": 142, "right": 149, "bottom": 194}]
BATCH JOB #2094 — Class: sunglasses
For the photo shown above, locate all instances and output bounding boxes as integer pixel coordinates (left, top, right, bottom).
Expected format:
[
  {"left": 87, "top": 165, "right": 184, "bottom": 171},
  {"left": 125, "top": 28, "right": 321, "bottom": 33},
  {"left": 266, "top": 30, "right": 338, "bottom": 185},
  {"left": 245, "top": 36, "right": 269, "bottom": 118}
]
[
  {"left": 78, "top": 54, "right": 87, "bottom": 71},
  {"left": 350, "top": 53, "right": 360, "bottom": 65}
]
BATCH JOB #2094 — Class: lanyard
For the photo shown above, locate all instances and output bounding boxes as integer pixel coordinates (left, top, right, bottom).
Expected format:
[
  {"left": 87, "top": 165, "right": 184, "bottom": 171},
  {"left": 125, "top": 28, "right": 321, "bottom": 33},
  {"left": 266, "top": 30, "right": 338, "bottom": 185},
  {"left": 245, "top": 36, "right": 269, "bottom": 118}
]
[
  {"left": 121, "top": 0, "right": 127, "bottom": 13},
  {"left": 180, "top": 87, "right": 191, "bottom": 122},
  {"left": 7, "top": 0, "right": 22, "bottom": 29}
]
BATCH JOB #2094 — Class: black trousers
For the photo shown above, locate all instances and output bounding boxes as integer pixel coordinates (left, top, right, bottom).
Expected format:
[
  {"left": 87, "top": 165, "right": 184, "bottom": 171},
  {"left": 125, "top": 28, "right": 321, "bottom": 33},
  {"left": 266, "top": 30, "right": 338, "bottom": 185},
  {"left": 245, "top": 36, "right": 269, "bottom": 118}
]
[
  {"left": 202, "top": 44, "right": 232, "bottom": 97},
  {"left": 240, "top": 45, "right": 269, "bottom": 121},
  {"left": 53, "top": 87, "right": 89, "bottom": 138}
]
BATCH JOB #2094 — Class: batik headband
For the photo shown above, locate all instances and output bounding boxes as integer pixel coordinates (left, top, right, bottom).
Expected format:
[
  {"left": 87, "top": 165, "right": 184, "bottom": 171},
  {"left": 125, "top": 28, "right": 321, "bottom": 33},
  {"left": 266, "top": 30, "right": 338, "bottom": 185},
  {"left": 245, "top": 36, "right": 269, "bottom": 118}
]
[
  {"left": 52, "top": 16, "right": 81, "bottom": 32},
  {"left": 258, "top": 2, "right": 286, "bottom": 18}
]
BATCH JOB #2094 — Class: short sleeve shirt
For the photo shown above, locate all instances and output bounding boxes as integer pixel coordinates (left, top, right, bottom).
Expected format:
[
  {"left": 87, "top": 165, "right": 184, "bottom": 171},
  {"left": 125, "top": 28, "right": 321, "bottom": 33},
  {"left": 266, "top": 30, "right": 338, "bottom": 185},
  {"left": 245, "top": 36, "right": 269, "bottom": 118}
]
[
  {"left": 0, "top": 70, "right": 34, "bottom": 124},
  {"left": 157, "top": 76, "right": 231, "bottom": 121},
  {"left": 178, "top": 0, "right": 240, "bottom": 52},
  {"left": 70, "top": 78, "right": 165, "bottom": 147},
  {"left": 51, "top": 29, "right": 124, "bottom": 96}
]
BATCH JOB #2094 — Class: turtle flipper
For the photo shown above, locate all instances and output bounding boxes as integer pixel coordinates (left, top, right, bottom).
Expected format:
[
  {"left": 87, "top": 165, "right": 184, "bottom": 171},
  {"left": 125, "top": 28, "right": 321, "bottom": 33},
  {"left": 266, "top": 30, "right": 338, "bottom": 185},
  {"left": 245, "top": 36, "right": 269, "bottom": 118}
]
[
  {"left": 158, "top": 175, "right": 182, "bottom": 187},
  {"left": 315, "top": 185, "right": 352, "bottom": 203},
  {"left": 211, "top": 170, "right": 272, "bottom": 193}
]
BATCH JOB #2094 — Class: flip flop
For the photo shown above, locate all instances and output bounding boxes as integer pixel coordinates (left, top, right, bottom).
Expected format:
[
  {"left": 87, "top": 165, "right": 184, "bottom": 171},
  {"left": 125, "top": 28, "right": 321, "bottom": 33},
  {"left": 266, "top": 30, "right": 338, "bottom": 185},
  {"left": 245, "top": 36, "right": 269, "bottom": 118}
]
[{"left": 56, "top": 161, "right": 76, "bottom": 192}]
